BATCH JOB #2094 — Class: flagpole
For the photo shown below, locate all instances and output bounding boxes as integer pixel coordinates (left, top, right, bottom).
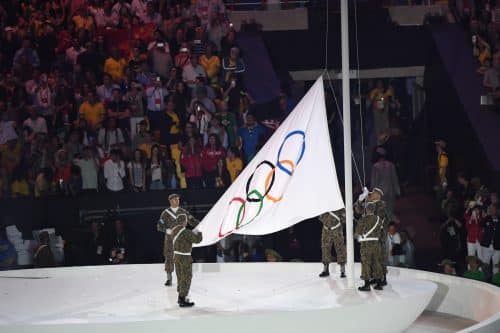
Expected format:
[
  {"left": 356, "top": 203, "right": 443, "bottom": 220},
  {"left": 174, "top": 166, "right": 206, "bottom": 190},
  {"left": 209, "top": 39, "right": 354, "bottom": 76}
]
[{"left": 340, "top": 0, "right": 355, "bottom": 289}]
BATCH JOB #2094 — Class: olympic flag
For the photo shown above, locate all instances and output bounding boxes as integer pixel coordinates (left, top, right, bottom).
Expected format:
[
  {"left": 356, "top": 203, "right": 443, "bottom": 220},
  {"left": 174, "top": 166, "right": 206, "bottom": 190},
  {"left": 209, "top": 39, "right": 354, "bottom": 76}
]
[{"left": 195, "top": 77, "right": 344, "bottom": 247}]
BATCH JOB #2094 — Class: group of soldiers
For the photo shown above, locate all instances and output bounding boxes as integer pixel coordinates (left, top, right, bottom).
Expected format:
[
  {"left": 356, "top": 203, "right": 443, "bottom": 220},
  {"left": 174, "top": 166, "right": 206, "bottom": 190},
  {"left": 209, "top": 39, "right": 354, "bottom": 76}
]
[
  {"left": 319, "top": 187, "right": 389, "bottom": 291},
  {"left": 157, "top": 187, "right": 390, "bottom": 308}
]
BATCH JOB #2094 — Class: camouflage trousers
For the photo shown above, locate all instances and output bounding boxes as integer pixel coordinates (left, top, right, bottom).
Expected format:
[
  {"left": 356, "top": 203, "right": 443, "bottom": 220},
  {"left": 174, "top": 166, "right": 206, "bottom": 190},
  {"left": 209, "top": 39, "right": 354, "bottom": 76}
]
[
  {"left": 174, "top": 254, "right": 193, "bottom": 298},
  {"left": 321, "top": 229, "right": 346, "bottom": 265},
  {"left": 360, "top": 241, "right": 383, "bottom": 280},
  {"left": 378, "top": 239, "right": 388, "bottom": 275},
  {"left": 163, "top": 235, "right": 174, "bottom": 274}
]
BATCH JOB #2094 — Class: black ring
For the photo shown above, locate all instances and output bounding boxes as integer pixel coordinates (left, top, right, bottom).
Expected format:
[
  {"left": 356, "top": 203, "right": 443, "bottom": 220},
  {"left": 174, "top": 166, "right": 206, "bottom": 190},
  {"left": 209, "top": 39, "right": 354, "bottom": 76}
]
[{"left": 245, "top": 160, "right": 276, "bottom": 203}]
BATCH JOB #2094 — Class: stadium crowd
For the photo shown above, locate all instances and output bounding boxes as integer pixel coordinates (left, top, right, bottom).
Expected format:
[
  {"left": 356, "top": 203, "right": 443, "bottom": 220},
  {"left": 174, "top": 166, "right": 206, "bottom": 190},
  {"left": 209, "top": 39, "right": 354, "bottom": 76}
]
[{"left": 0, "top": 0, "right": 285, "bottom": 198}]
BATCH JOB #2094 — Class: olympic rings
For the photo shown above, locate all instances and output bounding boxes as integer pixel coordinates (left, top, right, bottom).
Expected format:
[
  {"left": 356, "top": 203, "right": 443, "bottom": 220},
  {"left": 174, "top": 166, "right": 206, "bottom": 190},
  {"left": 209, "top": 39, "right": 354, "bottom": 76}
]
[
  {"left": 219, "top": 130, "right": 306, "bottom": 238},
  {"left": 245, "top": 161, "right": 275, "bottom": 203},
  {"left": 276, "top": 130, "right": 305, "bottom": 175}
]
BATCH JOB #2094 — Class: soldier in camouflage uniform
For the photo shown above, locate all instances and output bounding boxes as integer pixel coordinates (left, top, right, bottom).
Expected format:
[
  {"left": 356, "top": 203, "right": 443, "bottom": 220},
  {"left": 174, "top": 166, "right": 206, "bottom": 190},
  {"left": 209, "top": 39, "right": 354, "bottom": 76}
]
[
  {"left": 157, "top": 193, "right": 199, "bottom": 286},
  {"left": 171, "top": 222, "right": 203, "bottom": 307},
  {"left": 355, "top": 202, "right": 384, "bottom": 291},
  {"left": 318, "top": 208, "right": 347, "bottom": 278},
  {"left": 367, "top": 188, "right": 389, "bottom": 286}
]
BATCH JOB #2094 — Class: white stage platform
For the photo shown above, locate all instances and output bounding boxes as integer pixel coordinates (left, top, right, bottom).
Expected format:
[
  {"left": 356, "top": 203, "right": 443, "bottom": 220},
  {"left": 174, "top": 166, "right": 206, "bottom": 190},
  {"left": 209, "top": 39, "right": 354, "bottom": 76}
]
[{"left": 0, "top": 263, "right": 438, "bottom": 333}]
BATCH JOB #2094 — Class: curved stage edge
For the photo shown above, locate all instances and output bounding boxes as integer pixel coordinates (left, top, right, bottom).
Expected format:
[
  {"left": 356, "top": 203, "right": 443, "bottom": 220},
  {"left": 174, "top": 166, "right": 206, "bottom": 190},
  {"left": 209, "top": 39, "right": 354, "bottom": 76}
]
[{"left": 0, "top": 263, "right": 498, "bottom": 333}]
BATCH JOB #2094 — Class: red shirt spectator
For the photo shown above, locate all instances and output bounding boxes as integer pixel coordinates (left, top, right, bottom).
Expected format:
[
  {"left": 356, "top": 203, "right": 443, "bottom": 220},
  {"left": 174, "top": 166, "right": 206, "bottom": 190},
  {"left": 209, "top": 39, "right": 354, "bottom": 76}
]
[
  {"left": 181, "top": 138, "right": 202, "bottom": 179},
  {"left": 465, "top": 209, "right": 483, "bottom": 243},
  {"left": 200, "top": 135, "right": 225, "bottom": 173}
]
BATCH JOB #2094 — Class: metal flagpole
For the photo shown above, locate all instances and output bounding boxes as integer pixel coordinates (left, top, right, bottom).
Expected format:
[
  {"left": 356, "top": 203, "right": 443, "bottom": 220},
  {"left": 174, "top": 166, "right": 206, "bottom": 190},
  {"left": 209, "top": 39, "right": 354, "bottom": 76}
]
[{"left": 340, "top": 0, "right": 355, "bottom": 289}]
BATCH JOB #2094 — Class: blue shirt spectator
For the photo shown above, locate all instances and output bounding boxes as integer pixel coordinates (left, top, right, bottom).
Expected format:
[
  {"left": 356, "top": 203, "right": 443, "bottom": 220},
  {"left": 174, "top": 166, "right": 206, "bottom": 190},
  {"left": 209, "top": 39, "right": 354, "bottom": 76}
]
[
  {"left": 237, "top": 113, "right": 267, "bottom": 163},
  {"left": 13, "top": 39, "right": 40, "bottom": 68}
]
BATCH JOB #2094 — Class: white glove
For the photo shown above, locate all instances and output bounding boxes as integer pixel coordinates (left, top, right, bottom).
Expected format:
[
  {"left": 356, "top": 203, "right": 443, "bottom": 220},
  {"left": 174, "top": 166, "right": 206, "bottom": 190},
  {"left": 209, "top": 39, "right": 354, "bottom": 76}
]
[
  {"left": 358, "top": 186, "right": 369, "bottom": 202},
  {"left": 165, "top": 228, "right": 172, "bottom": 235},
  {"left": 192, "top": 229, "right": 200, "bottom": 235}
]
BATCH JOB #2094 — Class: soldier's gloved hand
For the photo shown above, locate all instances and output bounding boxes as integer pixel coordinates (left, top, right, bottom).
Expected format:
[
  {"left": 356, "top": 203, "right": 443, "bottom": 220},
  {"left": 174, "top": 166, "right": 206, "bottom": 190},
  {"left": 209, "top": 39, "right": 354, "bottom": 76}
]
[
  {"left": 159, "top": 218, "right": 165, "bottom": 225},
  {"left": 192, "top": 229, "right": 200, "bottom": 235},
  {"left": 166, "top": 228, "right": 172, "bottom": 235},
  {"left": 358, "top": 187, "right": 369, "bottom": 202}
]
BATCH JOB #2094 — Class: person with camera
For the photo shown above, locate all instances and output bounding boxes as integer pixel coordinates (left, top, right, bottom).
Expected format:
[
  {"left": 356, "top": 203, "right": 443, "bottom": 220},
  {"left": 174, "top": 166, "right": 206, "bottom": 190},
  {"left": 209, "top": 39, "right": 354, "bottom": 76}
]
[
  {"left": 157, "top": 193, "right": 200, "bottom": 287},
  {"left": 145, "top": 76, "right": 168, "bottom": 131}
]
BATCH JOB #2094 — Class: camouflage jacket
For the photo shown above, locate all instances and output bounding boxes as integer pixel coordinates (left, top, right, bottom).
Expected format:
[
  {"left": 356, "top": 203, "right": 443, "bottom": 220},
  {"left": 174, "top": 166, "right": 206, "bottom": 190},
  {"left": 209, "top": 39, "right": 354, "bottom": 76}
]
[
  {"left": 157, "top": 207, "right": 199, "bottom": 233},
  {"left": 171, "top": 225, "right": 203, "bottom": 254}
]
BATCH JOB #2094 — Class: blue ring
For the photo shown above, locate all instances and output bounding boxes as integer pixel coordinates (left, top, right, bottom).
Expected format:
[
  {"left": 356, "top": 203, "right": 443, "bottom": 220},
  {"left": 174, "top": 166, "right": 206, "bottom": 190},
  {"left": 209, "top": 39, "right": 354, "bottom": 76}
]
[{"left": 276, "top": 130, "right": 306, "bottom": 175}]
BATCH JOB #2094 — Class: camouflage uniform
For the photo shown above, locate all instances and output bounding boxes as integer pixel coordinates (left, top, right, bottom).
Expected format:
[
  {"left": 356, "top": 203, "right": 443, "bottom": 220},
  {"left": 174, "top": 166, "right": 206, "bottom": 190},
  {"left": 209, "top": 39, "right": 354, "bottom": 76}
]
[
  {"left": 171, "top": 225, "right": 203, "bottom": 298},
  {"left": 371, "top": 200, "right": 389, "bottom": 276},
  {"left": 319, "top": 209, "right": 346, "bottom": 265},
  {"left": 355, "top": 214, "right": 383, "bottom": 281},
  {"left": 157, "top": 207, "right": 199, "bottom": 274}
]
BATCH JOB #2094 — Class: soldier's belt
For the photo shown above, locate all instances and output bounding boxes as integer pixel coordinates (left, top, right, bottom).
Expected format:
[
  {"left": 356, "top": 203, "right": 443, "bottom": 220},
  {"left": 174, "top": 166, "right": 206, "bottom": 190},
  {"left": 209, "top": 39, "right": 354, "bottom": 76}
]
[
  {"left": 174, "top": 251, "right": 191, "bottom": 256},
  {"left": 359, "top": 237, "right": 379, "bottom": 242},
  {"left": 324, "top": 223, "right": 342, "bottom": 231}
]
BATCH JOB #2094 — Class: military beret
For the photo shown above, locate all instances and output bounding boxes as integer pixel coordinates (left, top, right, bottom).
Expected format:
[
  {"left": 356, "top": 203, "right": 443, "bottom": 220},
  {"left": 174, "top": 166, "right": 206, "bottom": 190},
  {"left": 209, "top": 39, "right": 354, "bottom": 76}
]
[{"left": 168, "top": 193, "right": 180, "bottom": 201}]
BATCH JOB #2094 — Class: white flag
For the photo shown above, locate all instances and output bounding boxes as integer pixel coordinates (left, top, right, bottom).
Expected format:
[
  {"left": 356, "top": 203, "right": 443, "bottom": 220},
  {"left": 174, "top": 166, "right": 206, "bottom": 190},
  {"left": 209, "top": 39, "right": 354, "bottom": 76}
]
[{"left": 195, "top": 77, "right": 344, "bottom": 247}]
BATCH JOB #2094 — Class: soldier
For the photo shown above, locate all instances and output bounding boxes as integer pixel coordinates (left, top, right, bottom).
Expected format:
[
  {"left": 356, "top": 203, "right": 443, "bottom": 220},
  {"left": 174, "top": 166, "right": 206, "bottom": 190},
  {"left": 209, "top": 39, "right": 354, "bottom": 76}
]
[
  {"left": 157, "top": 193, "right": 199, "bottom": 286},
  {"left": 318, "top": 208, "right": 347, "bottom": 278},
  {"left": 355, "top": 202, "right": 384, "bottom": 291},
  {"left": 171, "top": 220, "right": 202, "bottom": 307},
  {"left": 367, "top": 188, "right": 389, "bottom": 286}
]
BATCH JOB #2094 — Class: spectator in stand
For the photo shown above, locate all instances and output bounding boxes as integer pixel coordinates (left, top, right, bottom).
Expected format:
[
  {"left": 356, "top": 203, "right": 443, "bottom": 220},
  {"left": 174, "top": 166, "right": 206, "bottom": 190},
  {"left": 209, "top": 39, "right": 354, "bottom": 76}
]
[
  {"left": 0, "top": 227, "right": 16, "bottom": 269},
  {"left": 387, "top": 222, "right": 404, "bottom": 266},
  {"left": 200, "top": 42, "right": 221, "bottom": 85},
  {"left": 98, "top": 118, "right": 125, "bottom": 154},
  {"left": 149, "top": 35, "right": 172, "bottom": 80},
  {"left": 33, "top": 74, "right": 54, "bottom": 126},
  {"left": 439, "top": 259, "right": 456, "bottom": 275},
  {"left": 480, "top": 204, "right": 500, "bottom": 278},
  {"left": 463, "top": 255, "right": 486, "bottom": 281},
  {"left": 66, "top": 37, "right": 86, "bottom": 68},
  {"left": 457, "top": 172, "right": 475, "bottom": 202},
  {"left": 181, "top": 137, "right": 203, "bottom": 188},
  {"left": 104, "top": 47, "right": 127, "bottom": 82},
  {"left": 435, "top": 140, "right": 449, "bottom": 187},
  {"left": 223, "top": 73, "right": 250, "bottom": 116},
  {"left": 106, "top": 88, "right": 131, "bottom": 132},
  {"left": 371, "top": 147, "right": 400, "bottom": 221},
  {"left": 10, "top": 166, "right": 30, "bottom": 198},
  {"left": 369, "top": 80, "right": 391, "bottom": 141},
  {"left": 465, "top": 202, "right": 484, "bottom": 258},
  {"left": 73, "top": 146, "right": 99, "bottom": 193},
  {"left": 175, "top": 44, "right": 191, "bottom": 68},
  {"left": 148, "top": 144, "right": 165, "bottom": 191},
  {"left": 97, "top": 74, "right": 120, "bottom": 104},
  {"left": 132, "top": 120, "right": 151, "bottom": 150},
  {"left": 483, "top": 52, "right": 500, "bottom": 98},
  {"left": 399, "top": 230, "right": 415, "bottom": 268},
  {"left": 441, "top": 189, "right": 460, "bottom": 220},
  {"left": 440, "top": 217, "right": 463, "bottom": 268},
  {"left": 143, "top": 1, "right": 162, "bottom": 27},
  {"left": 103, "top": 149, "right": 126, "bottom": 192},
  {"left": 131, "top": 0, "right": 148, "bottom": 22},
  {"left": 0, "top": 108, "right": 18, "bottom": 145},
  {"left": 205, "top": 117, "right": 228, "bottom": 149},
  {"left": 79, "top": 90, "right": 105, "bottom": 133},
  {"left": 128, "top": 149, "right": 146, "bottom": 192},
  {"left": 13, "top": 37, "right": 40, "bottom": 69},
  {"left": 195, "top": 0, "right": 226, "bottom": 29},
  {"left": 183, "top": 55, "right": 207, "bottom": 91},
  {"left": 237, "top": 113, "right": 266, "bottom": 163},
  {"left": 23, "top": 106, "right": 48, "bottom": 136},
  {"left": 216, "top": 101, "right": 237, "bottom": 147},
  {"left": 201, "top": 134, "right": 225, "bottom": 188},
  {"left": 145, "top": 76, "right": 169, "bottom": 131},
  {"left": 214, "top": 158, "right": 231, "bottom": 189},
  {"left": 226, "top": 147, "right": 243, "bottom": 183},
  {"left": 221, "top": 46, "right": 245, "bottom": 83}
]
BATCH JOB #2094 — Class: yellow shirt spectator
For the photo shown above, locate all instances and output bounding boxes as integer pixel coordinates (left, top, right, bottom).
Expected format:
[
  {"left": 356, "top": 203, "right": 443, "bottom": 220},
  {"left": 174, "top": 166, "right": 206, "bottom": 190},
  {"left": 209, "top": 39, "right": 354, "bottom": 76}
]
[
  {"left": 166, "top": 110, "right": 181, "bottom": 135},
  {"left": 200, "top": 55, "right": 221, "bottom": 81},
  {"left": 226, "top": 157, "right": 243, "bottom": 183},
  {"left": 73, "top": 15, "right": 95, "bottom": 31},
  {"left": 104, "top": 57, "right": 127, "bottom": 82},
  {"left": 11, "top": 180, "right": 30, "bottom": 198},
  {"left": 79, "top": 101, "right": 105, "bottom": 129}
]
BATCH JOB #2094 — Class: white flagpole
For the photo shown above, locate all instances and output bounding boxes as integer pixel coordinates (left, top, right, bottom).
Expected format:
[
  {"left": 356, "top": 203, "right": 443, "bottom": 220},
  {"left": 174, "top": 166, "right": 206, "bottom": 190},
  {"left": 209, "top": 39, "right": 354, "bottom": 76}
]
[{"left": 340, "top": 0, "right": 355, "bottom": 289}]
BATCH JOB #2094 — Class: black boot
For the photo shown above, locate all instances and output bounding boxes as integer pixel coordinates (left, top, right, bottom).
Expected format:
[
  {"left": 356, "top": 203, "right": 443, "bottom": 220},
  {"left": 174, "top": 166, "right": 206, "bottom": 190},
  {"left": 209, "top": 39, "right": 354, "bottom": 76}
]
[
  {"left": 358, "top": 280, "right": 371, "bottom": 291},
  {"left": 381, "top": 274, "right": 387, "bottom": 286},
  {"left": 178, "top": 296, "right": 195, "bottom": 308},
  {"left": 374, "top": 279, "right": 384, "bottom": 290},
  {"left": 369, "top": 279, "right": 376, "bottom": 285},
  {"left": 340, "top": 264, "right": 346, "bottom": 278},
  {"left": 164, "top": 279, "right": 172, "bottom": 286},
  {"left": 319, "top": 264, "right": 329, "bottom": 277}
]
